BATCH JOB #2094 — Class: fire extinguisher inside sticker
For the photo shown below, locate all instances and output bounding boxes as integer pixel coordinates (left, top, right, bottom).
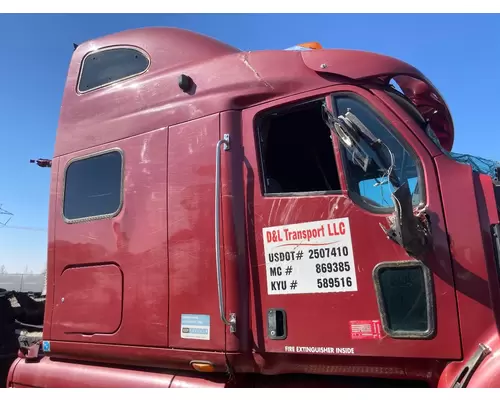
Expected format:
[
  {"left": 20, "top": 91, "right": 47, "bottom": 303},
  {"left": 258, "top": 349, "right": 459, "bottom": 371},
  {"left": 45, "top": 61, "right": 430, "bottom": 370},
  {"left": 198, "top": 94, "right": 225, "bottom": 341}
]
[
  {"left": 263, "top": 217, "right": 358, "bottom": 295},
  {"left": 181, "top": 314, "right": 210, "bottom": 340}
]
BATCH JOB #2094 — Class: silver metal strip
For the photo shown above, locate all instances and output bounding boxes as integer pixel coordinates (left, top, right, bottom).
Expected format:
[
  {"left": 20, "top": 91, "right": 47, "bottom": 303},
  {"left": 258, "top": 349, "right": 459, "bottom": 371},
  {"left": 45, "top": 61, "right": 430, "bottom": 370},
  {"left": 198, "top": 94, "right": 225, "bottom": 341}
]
[{"left": 215, "top": 133, "right": 236, "bottom": 333}]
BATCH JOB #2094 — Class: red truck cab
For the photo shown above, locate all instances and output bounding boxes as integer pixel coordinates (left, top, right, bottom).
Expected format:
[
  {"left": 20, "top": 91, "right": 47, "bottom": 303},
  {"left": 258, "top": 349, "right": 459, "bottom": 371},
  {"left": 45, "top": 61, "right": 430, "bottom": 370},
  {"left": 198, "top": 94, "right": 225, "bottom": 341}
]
[{"left": 7, "top": 27, "right": 500, "bottom": 388}]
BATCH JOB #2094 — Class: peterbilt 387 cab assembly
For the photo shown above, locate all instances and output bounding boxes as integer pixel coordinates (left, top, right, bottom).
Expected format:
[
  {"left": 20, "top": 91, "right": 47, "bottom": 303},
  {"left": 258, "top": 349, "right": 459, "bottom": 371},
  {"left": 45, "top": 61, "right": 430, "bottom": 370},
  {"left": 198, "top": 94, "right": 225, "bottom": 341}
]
[{"left": 6, "top": 27, "right": 500, "bottom": 388}]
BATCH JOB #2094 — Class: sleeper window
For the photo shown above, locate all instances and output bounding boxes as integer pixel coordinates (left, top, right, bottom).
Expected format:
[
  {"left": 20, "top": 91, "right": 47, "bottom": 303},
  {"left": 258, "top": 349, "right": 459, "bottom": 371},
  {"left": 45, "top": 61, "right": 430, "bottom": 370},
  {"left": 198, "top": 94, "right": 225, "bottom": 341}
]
[
  {"left": 63, "top": 150, "right": 123, "bottom": 221},
  {"left": 78, "top": 47, "right": 149, "bottom": 93},
  {"left": 257, "top": 100, "right": 341, "bottom": 195}
]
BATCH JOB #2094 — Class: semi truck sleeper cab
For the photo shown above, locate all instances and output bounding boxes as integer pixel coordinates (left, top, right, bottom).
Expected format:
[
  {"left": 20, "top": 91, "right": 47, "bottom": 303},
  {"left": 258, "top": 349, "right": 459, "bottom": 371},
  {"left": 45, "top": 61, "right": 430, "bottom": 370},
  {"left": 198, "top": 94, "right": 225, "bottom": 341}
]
[{"left": 7, "top": 27, "right": 500, "bottom": 388}]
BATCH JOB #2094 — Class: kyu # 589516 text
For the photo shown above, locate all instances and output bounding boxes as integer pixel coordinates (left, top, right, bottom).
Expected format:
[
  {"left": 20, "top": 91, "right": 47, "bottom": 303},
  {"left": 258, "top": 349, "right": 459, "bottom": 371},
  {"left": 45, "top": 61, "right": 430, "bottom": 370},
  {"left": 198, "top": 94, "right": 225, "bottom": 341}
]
[{"left": 262, "top": 218, "right": 358, "bottom": 295}]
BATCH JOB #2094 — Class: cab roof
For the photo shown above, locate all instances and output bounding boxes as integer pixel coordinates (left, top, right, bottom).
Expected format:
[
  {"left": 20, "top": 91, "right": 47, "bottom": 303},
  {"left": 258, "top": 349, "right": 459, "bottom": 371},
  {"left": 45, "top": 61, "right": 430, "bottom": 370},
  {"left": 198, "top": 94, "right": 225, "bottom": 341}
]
[{"left": 54, "top": 27, "right": 453, "bottom": 157}]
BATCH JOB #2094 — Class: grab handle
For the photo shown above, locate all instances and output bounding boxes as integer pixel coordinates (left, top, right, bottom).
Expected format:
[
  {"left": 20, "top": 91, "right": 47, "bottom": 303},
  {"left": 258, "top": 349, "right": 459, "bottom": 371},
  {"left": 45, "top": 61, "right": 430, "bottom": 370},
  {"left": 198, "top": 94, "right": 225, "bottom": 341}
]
[{"left": 215, "top": 133, "right": 237, "bottom": 333}]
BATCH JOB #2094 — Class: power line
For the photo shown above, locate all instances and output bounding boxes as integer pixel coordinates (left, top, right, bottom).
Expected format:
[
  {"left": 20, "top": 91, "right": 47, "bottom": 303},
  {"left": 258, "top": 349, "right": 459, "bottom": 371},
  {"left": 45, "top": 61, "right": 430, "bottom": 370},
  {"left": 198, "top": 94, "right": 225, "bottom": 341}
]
[
  {"left": 0, "top": 207, "right": 46, "bottom": 232},
  {"left": 0, "top": 225, "right": 47, "bottom": 232},
  {"left": 0, "top": 159, "right": 51, "bottom": 232},
  {"left": 0, "top": 160, "right": 52, "bottom": 233}
]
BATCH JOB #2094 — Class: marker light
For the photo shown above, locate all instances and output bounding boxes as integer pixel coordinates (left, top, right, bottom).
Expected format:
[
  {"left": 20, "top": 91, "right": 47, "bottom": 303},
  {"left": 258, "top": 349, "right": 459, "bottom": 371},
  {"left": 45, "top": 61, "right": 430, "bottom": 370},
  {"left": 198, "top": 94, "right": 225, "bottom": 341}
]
[
  {"left": 285, "top": 41, "right": 323, "bottom": 51},
  {"left": 297, "top": 42, "right": 323, "bottom": 50},
  {"left": 190, "top": 361, "right": 216, "bottom": 373}
]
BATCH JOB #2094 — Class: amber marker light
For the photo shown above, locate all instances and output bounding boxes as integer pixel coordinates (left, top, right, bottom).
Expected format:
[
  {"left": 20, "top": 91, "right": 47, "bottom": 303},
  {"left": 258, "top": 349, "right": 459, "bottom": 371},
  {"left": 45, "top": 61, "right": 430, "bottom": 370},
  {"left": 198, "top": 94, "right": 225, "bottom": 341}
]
[
  {"left": 296, "top": 41, "right": 323, "bottom": 50},
  {"left": 190, "top": 361, "right": 216, "bottom": 373}
]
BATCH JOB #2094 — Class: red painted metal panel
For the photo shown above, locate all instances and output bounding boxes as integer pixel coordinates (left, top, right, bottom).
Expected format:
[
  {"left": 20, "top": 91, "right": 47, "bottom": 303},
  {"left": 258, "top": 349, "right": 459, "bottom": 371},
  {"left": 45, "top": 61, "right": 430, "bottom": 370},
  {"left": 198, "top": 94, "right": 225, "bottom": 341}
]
[
  {"left": 8, "top": 354, "right": 228, "bottom": 388},
  {"left": 170, "top": 375, "right": 227, "bottom": 388},
  {"left": 167, "top": 113, "right": 226, "bottom": 351},
  {"left": 301, "top": 50, "right": 454, "bottom": 151},
  {"left": 241, "top": 85, "right": 461, "bottom": 361},
  {"left": 39, "top": 341, "right": 231, "bottom": 373},
  {"left": 434, "top": 157, "right": 495, "bottom": 349},
  {"left": 219, "top": 110, "right": 249, "bottom": 353},
  {"left": 9, "top": 357, "right": 176, "bottom": 388},
  {"left": 434, "top": 158, "right": 500, "bottom": 387},
  {"left": 54, "top": 28, "right": 453, "bottom": 158},
  {"left": 43, "top": 157, "right": 59, "bottom": 338},
  {"left": 48, "top": 128, "right": 169, "bottom": 347},
  {"left": 52, "top": 264, "right": 123, "bottom": 335},
  {"left": 54, "top": 30, "right": 323, "bottom": 158}
]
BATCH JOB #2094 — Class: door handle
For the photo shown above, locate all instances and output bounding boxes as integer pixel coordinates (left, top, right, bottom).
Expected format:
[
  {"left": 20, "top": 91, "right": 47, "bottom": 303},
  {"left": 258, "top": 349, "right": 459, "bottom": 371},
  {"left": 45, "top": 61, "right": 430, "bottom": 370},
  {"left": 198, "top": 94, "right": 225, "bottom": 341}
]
[{"left": 215, "top": 133, "right": 237, "bottom": 333}]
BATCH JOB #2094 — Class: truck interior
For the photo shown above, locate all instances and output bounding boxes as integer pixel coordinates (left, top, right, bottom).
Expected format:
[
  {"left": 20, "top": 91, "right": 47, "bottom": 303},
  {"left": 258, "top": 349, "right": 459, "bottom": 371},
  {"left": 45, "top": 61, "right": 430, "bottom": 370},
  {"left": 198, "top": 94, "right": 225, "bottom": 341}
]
[{"left": 257, "top": 99, "right": 341, "bottom": 195}]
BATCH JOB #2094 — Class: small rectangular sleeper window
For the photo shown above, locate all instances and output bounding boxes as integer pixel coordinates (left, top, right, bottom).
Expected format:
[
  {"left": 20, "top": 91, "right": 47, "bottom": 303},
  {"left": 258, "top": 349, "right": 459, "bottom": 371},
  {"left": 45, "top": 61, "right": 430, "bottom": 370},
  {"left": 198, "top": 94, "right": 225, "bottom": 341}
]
[{"left": 63, "top": 150, "right": 123, "bottom": 221}]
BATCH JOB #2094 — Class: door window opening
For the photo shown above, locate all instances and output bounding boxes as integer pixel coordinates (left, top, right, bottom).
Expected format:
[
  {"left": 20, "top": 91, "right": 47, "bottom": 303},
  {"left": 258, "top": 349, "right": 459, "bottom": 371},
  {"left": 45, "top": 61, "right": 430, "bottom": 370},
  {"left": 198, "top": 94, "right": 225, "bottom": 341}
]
[{"left": 256, "top": 100, "right": 341, "bottom": 196}]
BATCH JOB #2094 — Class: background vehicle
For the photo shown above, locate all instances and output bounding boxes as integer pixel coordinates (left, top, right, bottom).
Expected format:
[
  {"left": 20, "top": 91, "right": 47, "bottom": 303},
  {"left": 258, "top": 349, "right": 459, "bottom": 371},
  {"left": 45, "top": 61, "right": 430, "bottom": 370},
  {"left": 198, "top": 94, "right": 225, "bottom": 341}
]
[{"left": 1, "top": 288, "right": 44, "bottom": 387}]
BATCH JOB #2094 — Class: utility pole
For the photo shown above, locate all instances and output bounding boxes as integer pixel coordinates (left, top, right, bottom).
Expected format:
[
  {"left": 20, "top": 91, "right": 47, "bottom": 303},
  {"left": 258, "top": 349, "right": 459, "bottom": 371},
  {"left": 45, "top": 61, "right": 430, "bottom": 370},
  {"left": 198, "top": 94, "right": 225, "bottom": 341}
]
[{"left": 0, "top": 205, "right": 13, "bottom": 227}]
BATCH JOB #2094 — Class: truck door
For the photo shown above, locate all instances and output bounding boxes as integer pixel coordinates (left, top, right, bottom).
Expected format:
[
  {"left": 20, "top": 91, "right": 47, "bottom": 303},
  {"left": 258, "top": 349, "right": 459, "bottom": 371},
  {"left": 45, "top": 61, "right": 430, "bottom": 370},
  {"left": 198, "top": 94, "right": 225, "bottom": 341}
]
[{"left": 242, "top": 86, "right": 462, "bottom": 360}]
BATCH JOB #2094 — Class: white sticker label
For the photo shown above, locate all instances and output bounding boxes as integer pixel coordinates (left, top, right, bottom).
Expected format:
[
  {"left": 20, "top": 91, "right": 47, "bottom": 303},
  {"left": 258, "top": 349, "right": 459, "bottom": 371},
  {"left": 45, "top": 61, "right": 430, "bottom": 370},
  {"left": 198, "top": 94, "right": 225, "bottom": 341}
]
[
  {"left": 181, "top": 314, "right": 210, "bottom": 340},
  {"left": 263, "top": 218, "right": 357, "bottom": 295}
]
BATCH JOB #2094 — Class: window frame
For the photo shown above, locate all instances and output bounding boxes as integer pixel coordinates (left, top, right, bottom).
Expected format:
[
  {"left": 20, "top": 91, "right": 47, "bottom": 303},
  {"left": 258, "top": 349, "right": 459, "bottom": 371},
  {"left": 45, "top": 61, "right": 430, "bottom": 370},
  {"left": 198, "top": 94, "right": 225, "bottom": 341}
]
[
  {"left": 372, "top": 260, "right": 436, "bottom": 340},
  {"left": 385, "top": 88, "right": 427, "bottom": 131},
  {"left": 253, "top": 96, "right": 343, "bottom": 198},
  {"left": 76, "top": 45, "right": 151, "bottom": 94},
  {"left": 62, "top": 148, "right": 125, "bottom": 224},
  {"left": 330, "top": 91, "right": 427, "bottom": 215}
]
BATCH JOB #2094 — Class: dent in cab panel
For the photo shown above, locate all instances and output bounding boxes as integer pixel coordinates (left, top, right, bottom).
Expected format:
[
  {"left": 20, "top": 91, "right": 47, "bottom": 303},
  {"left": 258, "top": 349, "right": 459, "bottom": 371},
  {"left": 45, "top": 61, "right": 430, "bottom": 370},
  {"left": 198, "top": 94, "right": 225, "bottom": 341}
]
[{"left": 49, "top": 129, "right": 169, "bottom": 347}]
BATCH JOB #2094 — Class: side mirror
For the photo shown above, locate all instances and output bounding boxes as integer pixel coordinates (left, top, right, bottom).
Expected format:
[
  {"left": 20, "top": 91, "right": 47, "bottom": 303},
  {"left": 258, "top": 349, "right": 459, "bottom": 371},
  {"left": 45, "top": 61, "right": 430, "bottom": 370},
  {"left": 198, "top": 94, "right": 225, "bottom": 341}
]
[
  {"left": 380, "top": 182, "right": 431, "bottom": 258},
  {"left": 30, "top": 158, "right": 52, "bottom": 168}
]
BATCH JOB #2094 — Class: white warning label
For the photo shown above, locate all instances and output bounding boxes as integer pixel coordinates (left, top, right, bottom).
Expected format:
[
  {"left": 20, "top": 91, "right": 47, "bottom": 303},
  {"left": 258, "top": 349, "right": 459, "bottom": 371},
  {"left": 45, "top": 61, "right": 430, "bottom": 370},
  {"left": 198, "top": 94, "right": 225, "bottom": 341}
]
[{"left": 263, "top": 218, "right": 357, "bottom": 295}]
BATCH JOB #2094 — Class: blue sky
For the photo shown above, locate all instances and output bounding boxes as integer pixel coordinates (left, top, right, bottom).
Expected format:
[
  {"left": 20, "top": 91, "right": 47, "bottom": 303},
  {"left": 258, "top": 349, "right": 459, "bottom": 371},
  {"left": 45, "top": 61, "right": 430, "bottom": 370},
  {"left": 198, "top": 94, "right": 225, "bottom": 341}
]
[{"left": 0, "top": 13, "right": 499, "bottom": 273}]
